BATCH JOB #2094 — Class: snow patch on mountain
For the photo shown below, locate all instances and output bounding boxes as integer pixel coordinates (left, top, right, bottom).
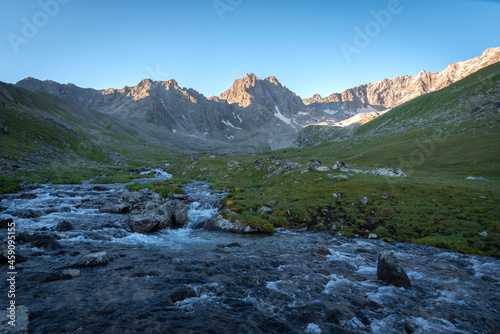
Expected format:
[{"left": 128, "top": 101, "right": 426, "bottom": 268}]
[
  {"left": 274, "top": 105, "right": 295, "bottom": 128},
  {"left": 222, "top": 120, "right": 243, "bottom": 130}
]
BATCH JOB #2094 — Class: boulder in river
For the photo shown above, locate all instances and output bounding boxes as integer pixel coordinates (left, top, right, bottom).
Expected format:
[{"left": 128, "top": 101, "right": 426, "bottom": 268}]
[
  {"left": 99, "top": 203, "right": 130, "bottom": 214},
  {"left": 17, "top": 232, "right": 63, "bottom": 251},
  {"left": 129, "top": 216, "right": 160, "bottom": 233},
  {"left": 169, "top": 286, "right": 196, "bottom": 302},
  {"left": 129, "top": 200, "right": 189, "bottom": 233},
  {"left": 377, "top": 250, "right": 411, "bottom": 288},
  {"left": 203, "top": 214, "right": 261, "bottom": 234},
  {"left": 17, "top": 193, "right": 38, "bottom": 200},
  {"left": 74, "top": 251, "right": 110, "bottom": 267},
  {"left": 56, "top": 221, "right": 73, "bottom": 232},
  {"left": 170, "top": 201, "right": 189, "bottom": 228}
]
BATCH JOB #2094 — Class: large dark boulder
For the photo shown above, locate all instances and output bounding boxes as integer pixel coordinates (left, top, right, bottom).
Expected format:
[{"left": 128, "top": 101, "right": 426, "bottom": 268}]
[
  {"left": 18, "top": 232, "right": 63, "bottom": 251},
  {"left": 377, "top": 250, "right": 411, "bottom": 288},
  {"left": 170, "top": 201, "right": 189, "bottom": 228},
  {"left": 129, "top": 216, "right": 161, "bottom": 234},
  {"left": 129, "top": 200, "right": 189, "bottom": 233},
  {"left": 56, "top": 221, "right": 73, "bottom": 232},
  {"left": 169, "top": 286, "right": 196, "bottom": 302}
]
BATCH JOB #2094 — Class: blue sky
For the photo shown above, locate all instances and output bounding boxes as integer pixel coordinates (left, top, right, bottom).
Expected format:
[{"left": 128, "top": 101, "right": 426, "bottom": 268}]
[{"left": 1, "top": 0, "right": 499, "bottom": 98}]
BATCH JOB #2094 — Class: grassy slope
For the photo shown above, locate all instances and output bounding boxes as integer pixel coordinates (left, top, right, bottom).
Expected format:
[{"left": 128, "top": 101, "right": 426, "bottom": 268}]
[
  {"left": 167, "top": 63, "right": 500, "bottom": 257},
  {"left": 0, "top": 82, "right": 179, "bottom": 188}
]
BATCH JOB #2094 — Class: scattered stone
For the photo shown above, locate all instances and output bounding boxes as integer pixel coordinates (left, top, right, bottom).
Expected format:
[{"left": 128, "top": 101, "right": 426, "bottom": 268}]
[
  {"left": 466, "top": 176, "right": 488, "bottom": 181},
  {"left": 333, "top": 192, "right": 345, "bottom": 198},
  {"left": 253, "top": 159, "right": 265, "bottom": 170},
  {"left": 339, "top": 167, "right": 350, "bottom": 173},
  {"left": 99, "top": 203, "right": 130, "bottom": 214},
  {"left": 268, "top": 156, "right": 285, "bottom": 165},
  {"left": 349, "top": 168, "right": 364, "bottom": 174},
  {"left": 479, "top": 231, "right": 488, "bottom": 237},
  {"left": 75, "top": 251, "right": 110, "bottom": 267},
  {"left": 312, "top": 166, "right": 330, "bottom": 172},
  {"left": 360, "top": 197, "right": 369, "bottom": 205},
  {"left": 258, "top": 207, "right": 273, "bottom": 215},
  {"left": 332, "top": 161, "right": 346, "bottom": 170},
  {"left": 479, "top": 196, "right": 487, "bottom": 200},
  {"left": 307, "top": 158, "right": 322, "bottom": 165},
  {"left": 267, "top": 163, "right": 297, "bottom": 178},
  {"left": 56, "top": 221, "right": 73, "bottom": 232},
  {"left": 381, "top": 193, "right": 391, "bottom": 199},
  {"left": 422, "top": 139, "right": 432, "bottom": 144},
  {"left": 368, "top": 234, "right": 378, "bottom": 239},
  {"left": 199, "top": 168, "right": 208, "bottom": 172},
  {"left": 327, "top": 174, "right": 349, "bottom": 180},
  {"left": 370, "top": 167, "right": 407, "bottom": 178},
  {"left": 266, "top": 200, "right": 277, "bottom": 206},
  {"left": 377, "top": 250, "right": 411, "bottom": 288},
  {"left": 0, "top": 305, "right": 29, "bottom": 333}
]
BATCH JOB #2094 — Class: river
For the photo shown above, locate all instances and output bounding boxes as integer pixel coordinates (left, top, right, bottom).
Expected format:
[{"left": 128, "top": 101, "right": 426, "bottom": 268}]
[{"left": 0, "top": 171, "right": 498, "bottom": 333}]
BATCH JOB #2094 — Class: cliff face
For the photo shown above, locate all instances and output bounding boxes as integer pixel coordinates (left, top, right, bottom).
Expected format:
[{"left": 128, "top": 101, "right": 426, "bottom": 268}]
[
  {"left": 16, "top": 47, "right": 500, "bottom": 152},
  {"left": 304, "top": 47, "right": 500, "bottom": 108}
]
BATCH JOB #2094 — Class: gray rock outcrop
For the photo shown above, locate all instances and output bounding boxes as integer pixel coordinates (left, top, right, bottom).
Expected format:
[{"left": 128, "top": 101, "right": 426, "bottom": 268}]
[
  {"left": 202, "top": 214, "right": 260, "bottom": 234},
  {"left": 377, "top": 250, "right": 411, "bottom": 288}
]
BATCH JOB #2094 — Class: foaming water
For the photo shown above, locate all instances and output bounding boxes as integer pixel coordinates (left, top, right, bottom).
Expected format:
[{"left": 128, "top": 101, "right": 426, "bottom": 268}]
[{"left": 1, "top": 174, "right": 499, "bottom": 333}]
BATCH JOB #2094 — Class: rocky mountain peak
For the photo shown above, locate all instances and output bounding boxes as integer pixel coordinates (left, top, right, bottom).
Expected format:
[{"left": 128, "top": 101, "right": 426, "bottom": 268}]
[
  {"left": 219, "top": 73, "right": 298, "bottom": 108},
  {"left": 304, "top": 46, "right": 500, "bottom": 108},
  {"left": 265, "top": 76, "right": 280, "bottom": 85}
]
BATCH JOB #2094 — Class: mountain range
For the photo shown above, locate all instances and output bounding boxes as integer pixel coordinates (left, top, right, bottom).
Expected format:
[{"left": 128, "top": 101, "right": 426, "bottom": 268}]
[{"left": 12, "top": 47, "right": 500, "bottom": 152}]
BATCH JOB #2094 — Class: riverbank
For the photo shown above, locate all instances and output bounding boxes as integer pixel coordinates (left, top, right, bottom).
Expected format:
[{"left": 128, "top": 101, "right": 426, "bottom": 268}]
[{"left": 1, "top": 174, "right": 499, "bottom": 333}]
